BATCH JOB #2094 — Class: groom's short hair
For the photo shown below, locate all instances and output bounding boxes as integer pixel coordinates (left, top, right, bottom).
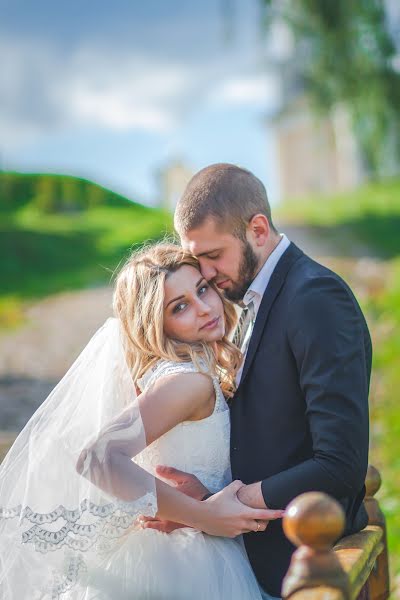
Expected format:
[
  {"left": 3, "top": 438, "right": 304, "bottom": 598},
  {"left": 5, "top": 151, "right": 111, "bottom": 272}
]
[{"left": 174, "top": 163, "right": 276, "bottom": 240}]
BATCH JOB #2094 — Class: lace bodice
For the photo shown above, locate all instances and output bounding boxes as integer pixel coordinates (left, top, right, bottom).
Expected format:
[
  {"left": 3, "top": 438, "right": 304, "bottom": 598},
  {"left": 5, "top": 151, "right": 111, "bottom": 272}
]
[{"left": 135, "top": 360, "right": 232, "bottom": 493}]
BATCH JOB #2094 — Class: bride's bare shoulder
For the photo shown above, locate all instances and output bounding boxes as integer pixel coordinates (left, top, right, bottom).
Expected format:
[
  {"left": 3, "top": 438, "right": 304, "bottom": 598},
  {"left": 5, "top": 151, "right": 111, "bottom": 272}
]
[{"left": 138, "top": 369, "right": 215, "bottom": 444}]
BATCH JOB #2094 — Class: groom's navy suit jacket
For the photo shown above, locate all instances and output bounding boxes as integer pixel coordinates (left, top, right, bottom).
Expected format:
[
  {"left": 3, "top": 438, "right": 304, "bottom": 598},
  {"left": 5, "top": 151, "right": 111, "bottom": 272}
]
[{"left": 230, "top": 243, "right": 371, "bottom": 598}]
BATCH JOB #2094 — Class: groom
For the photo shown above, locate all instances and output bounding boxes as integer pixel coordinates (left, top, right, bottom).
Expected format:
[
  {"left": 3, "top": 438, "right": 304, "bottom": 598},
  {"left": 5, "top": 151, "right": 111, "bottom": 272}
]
[{"left": 150, "top": 164, "right": 371, "bottom": 598}]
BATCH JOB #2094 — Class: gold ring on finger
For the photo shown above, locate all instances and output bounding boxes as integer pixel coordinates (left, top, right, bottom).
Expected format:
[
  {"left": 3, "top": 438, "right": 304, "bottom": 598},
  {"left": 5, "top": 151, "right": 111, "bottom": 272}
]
[{"left": 256, "top": 521, "right": 261, "bottom": 532}]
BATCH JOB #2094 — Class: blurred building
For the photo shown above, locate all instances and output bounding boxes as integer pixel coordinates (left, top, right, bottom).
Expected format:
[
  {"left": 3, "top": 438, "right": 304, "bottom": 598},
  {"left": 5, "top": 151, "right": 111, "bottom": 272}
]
[
  {"left": 267, "top": 18, "right": 366, "bottom": 201},
  {"left": 157, "top": 159, "right": 193, "bottom": 212},
  {"left": 271, "top": 96, "right": 365, "bottom": 200}
]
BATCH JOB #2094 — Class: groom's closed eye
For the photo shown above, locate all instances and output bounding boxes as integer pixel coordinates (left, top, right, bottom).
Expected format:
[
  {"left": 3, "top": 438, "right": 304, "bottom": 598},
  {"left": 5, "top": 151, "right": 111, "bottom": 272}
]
[{"left": 206, "top": 252, "right": 221, "bottom": 260}]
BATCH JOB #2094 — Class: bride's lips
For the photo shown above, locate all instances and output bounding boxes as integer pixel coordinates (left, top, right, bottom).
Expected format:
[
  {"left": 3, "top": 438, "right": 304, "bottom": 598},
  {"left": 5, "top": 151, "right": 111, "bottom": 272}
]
[{"left": 200, "top": 316, "right": 220, "bottom": 330}]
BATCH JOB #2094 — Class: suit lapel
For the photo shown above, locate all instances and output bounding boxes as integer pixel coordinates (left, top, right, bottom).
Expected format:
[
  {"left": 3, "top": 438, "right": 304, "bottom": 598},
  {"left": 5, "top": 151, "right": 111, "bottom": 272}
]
[{"left": 238, "top": 243, "right": 304, "bottom": 387}]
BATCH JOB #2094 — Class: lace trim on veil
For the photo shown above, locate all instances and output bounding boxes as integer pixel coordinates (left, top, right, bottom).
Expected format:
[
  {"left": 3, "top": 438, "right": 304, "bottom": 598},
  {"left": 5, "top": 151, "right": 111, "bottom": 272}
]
[
  {"left": 50, "top": 554, "right": 87, "bottom": 599},
  {"left": 1, "top": 494, "right": 156, "bottom": 598},
  {"left": 1, "top": 494, "right": 156, "bottom": 552}
]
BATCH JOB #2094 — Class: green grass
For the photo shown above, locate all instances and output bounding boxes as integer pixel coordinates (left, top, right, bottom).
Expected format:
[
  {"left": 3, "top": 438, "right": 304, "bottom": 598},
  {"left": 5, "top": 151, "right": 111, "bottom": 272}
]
[
  {"left": 276, "top": 178, "right": 400, "bottom": 257},
  {"left": 0, "top": 177, "right": 173, "bottom": 328},
  {"left": 365, "top": 258, "right": 400, "bottom": 581},
  {"left": 1, "top": 205, "right": 171, "bottom": 296}
]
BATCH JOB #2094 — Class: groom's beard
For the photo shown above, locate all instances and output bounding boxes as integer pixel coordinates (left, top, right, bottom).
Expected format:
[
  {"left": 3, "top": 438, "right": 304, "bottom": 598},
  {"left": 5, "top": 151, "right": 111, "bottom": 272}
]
[{"left": 224, "top": 241, "right": 259, "bottom": 303}]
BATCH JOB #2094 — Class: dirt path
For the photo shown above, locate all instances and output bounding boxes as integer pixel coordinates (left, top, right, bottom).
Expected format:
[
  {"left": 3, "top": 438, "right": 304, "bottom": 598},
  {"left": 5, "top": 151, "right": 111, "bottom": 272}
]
[
  {"left": 0, "top": 287, "right": 113, "bottom": 432},
  {"left": 0, "top": 286, "right": 113, "bottom": 379}
]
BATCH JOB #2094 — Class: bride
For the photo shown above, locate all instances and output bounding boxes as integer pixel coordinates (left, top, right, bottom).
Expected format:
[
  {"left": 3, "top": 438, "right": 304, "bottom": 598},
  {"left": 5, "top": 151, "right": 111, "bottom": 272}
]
[{"left": 0, "top": 242, "right": 282, "bottom": 599}]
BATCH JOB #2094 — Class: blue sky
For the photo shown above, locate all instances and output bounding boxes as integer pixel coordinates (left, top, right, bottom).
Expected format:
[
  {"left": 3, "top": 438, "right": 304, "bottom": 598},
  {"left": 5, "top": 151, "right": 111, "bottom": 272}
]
[{"left": 1, "top": 0, "right": 288, "bottom": 205}]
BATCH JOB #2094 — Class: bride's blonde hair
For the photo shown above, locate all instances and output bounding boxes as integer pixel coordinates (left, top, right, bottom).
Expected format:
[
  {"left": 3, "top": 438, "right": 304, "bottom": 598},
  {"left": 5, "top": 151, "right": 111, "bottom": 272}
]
[{"left": 113, "top": 242, "right": 241, "bottom": 398}]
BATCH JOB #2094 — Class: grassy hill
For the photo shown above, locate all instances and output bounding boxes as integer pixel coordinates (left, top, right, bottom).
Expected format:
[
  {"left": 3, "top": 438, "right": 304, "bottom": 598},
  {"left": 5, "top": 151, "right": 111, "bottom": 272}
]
[
  {"left": 278, "top": 178, "right": 400, "bottom": 586},
  {"left": 0, "top": 171, "right": 140, "bottom": 212},
  {"left": 0, "top": 172, "right": 172, "bottom": 327}
]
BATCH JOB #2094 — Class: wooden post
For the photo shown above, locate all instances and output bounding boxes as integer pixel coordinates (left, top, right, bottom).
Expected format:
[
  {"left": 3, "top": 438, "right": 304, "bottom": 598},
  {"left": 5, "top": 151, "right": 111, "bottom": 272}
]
[
  {"left": 364, "top": 466, "right": 390, "bottom": 600},
  {"left": 281, "top": 491, "right": 350, "bottom": 599}
]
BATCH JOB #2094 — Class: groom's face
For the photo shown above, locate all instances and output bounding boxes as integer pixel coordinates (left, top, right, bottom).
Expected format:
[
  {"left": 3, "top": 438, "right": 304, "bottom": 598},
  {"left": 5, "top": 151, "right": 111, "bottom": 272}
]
[{"left": 180, "top": 217, "right": 259, "bottom": 303}]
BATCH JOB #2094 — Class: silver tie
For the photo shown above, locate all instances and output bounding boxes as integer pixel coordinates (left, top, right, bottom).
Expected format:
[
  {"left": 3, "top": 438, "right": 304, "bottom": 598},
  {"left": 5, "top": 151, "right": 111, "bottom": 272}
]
[{"left": 233, "top": 301, "right": 255, "bottom": 352}]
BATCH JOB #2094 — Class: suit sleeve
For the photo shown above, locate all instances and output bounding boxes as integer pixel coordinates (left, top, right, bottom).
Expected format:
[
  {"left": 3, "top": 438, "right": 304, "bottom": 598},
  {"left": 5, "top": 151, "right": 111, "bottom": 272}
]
[{"left": 261, "top": 276, "right": 371, "bottom": 509}]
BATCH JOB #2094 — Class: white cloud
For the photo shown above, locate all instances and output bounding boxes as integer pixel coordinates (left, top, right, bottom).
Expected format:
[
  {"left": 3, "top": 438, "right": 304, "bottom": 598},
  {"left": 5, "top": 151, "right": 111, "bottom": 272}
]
[
  {"left": 0, "top": 37, "right": 190, "bottom": 148},
  {"left": 209, "top": 74, "right": 279, "bottom": 109},
  {"left": 70, "top": 87, "right": 174, "bottom": 131},
  {"left": 60, "top": 48, "right": 188, "bottom": 132}
]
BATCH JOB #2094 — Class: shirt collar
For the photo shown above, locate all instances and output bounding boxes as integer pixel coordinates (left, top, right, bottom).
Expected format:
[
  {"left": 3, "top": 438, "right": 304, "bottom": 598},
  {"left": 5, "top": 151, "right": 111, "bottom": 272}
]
[{"left": 242, "top": 234, "right": 291, "bottom": 312}]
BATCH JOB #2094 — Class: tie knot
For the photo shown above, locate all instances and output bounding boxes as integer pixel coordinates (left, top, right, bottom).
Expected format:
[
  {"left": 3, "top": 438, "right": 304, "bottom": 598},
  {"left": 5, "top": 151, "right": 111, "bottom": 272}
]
[{"left": 245, "top": 300, "right": 255, "bottom": 318}]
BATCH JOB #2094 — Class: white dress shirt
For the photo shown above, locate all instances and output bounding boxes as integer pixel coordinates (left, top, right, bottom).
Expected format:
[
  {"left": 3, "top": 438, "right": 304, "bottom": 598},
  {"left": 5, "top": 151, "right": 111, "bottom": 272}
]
[{"left": 236, "top": 234, "right": 291, "bottom": 384}]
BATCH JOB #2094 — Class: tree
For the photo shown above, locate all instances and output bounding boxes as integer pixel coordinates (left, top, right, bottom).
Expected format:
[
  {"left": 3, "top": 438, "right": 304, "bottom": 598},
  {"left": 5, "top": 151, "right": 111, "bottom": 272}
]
[
  {"left": 263, "top": 0, "right": 400, "bottom": 177},
  {"left": 87, "top": 182, "right": 105, "bottom": 208},
  {"left": 35, "top": 176, "right": 59, "bottom": 213}
]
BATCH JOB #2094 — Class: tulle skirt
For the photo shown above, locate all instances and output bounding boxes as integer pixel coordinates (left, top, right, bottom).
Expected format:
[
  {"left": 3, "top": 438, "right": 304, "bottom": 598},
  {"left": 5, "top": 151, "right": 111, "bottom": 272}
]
[{"left": 82, "top": 527, "right": 264, "bottom": 599}]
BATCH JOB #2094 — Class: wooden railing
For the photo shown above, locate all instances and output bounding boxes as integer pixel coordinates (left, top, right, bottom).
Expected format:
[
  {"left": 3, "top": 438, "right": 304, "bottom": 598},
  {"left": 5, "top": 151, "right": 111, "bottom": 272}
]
[{"left": 281, "top": 465, "right": 390, "bottom": 600}]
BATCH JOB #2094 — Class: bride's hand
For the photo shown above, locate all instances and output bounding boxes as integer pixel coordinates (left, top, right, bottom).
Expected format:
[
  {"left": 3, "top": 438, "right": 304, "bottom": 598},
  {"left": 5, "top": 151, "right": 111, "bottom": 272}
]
[{"left": 198, "top": 480, "right": 284, "bottom": 538}]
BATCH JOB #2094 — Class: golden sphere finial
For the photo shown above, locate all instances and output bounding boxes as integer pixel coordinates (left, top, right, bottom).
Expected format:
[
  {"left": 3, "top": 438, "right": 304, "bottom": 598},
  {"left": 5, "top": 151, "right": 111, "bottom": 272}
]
[{"left": 283, "top": 491, "right": 345, "bottom": 551}]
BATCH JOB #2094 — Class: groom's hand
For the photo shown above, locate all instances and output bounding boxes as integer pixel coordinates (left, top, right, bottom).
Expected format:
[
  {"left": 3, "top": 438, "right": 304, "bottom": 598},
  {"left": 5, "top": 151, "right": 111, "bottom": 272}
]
[
  {"left": 141, "top": 516, "right": 185, "bottom": 534},
  {"left": 156, "top": 465, "right": 209, "bottom": 499},
  {"left": 141, "top": 465, "right": 209, "bottom": 533},
  {"left": 236, "top": 481, "right": 286, "bottom": 533},
  {"left": 236, "top": 481, "right": 267, "bottom": 509}
]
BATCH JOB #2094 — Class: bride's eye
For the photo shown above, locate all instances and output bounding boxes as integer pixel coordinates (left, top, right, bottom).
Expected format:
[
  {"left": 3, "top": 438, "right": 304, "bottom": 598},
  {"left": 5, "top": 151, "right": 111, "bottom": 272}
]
[
  {"left": 198, "top": 285, "right": 208, "bottom": 296},
  {"left": 173, "top": 302, "right": 187, "bottom": 314}
]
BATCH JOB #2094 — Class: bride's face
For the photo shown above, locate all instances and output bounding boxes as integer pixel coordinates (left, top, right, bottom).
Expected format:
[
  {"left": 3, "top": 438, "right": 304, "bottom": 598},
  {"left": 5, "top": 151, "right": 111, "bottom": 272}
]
[{"left": 163, "top": 264, "right": 225, "bottom": 344}]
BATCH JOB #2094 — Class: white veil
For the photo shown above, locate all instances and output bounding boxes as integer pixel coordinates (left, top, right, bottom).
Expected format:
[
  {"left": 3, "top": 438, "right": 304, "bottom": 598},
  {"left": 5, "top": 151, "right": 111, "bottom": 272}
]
[{"left": 0, "top": 318, "right": 157, "bottom": 599}]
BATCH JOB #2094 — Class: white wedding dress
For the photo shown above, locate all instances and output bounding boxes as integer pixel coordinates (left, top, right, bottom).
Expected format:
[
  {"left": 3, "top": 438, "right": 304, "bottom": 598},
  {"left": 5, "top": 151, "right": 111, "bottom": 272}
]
[{"left": 84, "top": 359, "right": 264, "bottom": 600}]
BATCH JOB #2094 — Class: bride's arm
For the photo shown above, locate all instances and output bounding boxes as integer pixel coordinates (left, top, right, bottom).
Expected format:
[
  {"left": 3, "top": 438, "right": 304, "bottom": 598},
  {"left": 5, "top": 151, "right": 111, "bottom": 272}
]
[
  {"left": 76, "top": 372, "right": 212, "bottom": 502},
  {"left": 76, "top": 372, "right": 281, "bottom": 537}
]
